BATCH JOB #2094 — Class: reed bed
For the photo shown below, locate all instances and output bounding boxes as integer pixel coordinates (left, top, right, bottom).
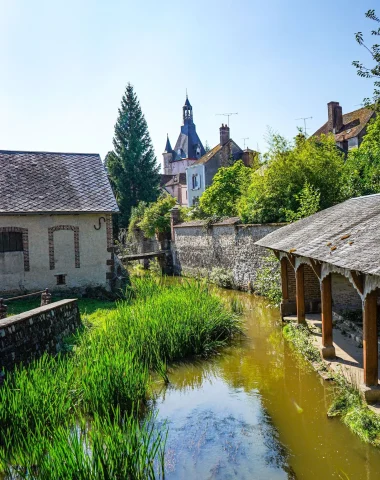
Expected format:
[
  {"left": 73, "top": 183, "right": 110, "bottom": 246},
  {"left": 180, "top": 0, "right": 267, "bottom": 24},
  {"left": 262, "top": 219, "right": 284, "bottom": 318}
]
[{"left": 0, "top": 276, "right": 241, "bottom": 478}]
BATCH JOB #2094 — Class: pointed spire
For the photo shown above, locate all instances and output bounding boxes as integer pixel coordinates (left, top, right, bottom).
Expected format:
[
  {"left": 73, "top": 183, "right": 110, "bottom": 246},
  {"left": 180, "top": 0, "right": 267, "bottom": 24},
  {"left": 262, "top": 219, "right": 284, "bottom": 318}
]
[{"left": 165, "top": 134, "right": 172, "bottom": 152}]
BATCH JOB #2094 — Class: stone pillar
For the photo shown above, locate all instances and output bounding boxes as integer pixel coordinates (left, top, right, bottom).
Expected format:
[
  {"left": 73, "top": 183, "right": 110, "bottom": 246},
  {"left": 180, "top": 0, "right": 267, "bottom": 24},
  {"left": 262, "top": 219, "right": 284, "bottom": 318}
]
[
  {"left": 321, "top": 274, "right": 335, "bottom": 359},
  {"left": 0, "top": 299, "right": 7, "bottom": 319},
  {"left": 41, "top": 289, "right": 52, "bottom": 306},
  {"left": 296, "top": 264, "right": 305, "bottom": 324},
  {"left": 170, "top": 205, "right": 181, "bottom": 241},
  {"left": 363, "top": 290, "right": 378, "bottom": 387}
]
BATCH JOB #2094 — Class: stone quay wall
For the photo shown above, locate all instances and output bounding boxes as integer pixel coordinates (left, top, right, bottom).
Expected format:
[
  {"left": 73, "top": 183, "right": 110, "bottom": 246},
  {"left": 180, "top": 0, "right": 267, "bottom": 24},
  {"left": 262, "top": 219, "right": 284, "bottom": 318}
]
[
  {"left": 0, "top": 299, "right": 81, "bottom": 370},
  {"left": 171, "top": 219, "right": 285, "bottom": 290}
]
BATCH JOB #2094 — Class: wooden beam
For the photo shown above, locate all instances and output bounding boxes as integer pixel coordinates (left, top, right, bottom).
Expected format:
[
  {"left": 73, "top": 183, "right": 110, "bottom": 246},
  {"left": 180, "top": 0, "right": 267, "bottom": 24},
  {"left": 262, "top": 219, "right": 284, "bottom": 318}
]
[
  {"left": 280, "top": 257, "right": 289, "bottom": 302},
  {"left": 320, "top": 274, "right": 335, "bottom": 358},
  {"left": 310, "top": 259, "right": 322, "bottom": 279},
  {"left": 287, "top": 253, "right": 296, "bottom": 269},
  {"left": 296, "top": 264, "right": 305, "bottom": 324},
  {"left": 351, "top": 271, "right": 364, "bottom": 295},
  {"left": 363, "top": 290, "right": 378, "bottom": 387}
]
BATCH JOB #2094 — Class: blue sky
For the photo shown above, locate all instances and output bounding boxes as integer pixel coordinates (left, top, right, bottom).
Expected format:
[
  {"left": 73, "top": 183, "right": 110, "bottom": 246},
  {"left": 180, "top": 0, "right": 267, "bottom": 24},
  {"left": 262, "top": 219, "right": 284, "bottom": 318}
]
[{"left": 0, "top": 0, "right": 376, "bottom": 170}]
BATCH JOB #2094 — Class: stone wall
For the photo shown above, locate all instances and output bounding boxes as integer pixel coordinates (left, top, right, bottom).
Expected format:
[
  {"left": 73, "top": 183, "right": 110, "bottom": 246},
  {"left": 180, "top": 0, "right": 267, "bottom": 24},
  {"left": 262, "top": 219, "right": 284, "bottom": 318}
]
[
  {"left": 171, "top": 219, "right": 285, "bottom": 290},
  {"left": 0, "top": 299, "right": 81, "bottom": 370}
]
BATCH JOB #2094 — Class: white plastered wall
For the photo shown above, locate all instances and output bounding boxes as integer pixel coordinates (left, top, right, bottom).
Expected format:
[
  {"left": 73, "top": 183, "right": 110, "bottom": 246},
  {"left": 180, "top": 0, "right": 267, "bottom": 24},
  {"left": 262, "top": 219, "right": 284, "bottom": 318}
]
[{"left": 0, "top": 213, "right": 111, "bottom": 293}]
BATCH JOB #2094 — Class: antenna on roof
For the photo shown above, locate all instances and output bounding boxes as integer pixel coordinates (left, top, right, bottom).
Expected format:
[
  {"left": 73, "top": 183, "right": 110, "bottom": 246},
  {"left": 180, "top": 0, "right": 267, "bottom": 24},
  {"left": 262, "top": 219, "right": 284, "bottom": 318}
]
[
  {"left": 295, "top": 116, "right": 313, "bottom": 135},
  {"left": 216, "top": 112, "right": 238, "bottom": 127},
  {"left": 242, "top": 137, "right": 249, "bottom": 149}
]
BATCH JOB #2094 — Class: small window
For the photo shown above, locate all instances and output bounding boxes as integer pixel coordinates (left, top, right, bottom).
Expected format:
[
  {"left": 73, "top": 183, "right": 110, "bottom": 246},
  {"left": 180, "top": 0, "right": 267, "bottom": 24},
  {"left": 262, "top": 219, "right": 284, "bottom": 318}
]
[
  {"left": 0, "top": 232, "right": 23, "bottom": 252},
  {"left": 55, "top": 274, "right": 67, "bottom": 285},
  {"left": 192, "top": 174, "right": 200, "bottom": 190}
]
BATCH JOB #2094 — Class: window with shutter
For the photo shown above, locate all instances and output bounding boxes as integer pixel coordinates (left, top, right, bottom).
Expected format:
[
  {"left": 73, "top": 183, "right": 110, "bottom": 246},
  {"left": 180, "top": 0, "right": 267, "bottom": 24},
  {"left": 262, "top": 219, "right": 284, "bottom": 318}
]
[{"left": 0, "top": 232, "right": 23, "bottom": 252}]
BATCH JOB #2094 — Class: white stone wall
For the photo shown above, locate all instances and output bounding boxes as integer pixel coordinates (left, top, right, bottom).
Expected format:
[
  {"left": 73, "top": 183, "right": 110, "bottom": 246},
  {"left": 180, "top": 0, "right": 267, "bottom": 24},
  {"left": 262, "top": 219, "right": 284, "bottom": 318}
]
[{"left": 0, "top": 213, "right": 112, "bottom": 294}]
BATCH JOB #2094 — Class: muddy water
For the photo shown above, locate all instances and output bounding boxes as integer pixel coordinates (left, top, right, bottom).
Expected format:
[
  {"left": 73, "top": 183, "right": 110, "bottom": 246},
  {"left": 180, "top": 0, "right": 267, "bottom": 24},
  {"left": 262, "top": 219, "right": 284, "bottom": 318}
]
[{"left": 154, "top": 291, "right": 380, "bottom": 479}]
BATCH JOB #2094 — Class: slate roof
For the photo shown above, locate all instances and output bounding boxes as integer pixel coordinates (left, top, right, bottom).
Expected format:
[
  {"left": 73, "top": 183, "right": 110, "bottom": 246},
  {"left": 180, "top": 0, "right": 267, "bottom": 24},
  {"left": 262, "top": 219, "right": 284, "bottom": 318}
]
[
  {"left": 165, "top": 173, "right": 186, "bottom": 187},
  {"left": 0, "top": 150, "right": 119, "bottom": 214},
  {"left": 164, "top": 135, "right": 172, "bottom": 153},
  {"left": 173, "top": 123, "right": 205, "bottom": 160},
  {"left": 255, "top": 195, "right": 380, "bottom": 276},
  {"left": 312, "top": 107, "right": 374, "bottom": 141}
]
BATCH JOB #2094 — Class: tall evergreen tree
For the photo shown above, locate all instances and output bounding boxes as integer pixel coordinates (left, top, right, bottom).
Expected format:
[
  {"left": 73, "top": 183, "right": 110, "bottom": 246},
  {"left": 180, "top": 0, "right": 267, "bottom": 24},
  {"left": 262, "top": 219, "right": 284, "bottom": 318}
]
[{"left": 106, "top": 84, "right": 160, "bottom": 228}]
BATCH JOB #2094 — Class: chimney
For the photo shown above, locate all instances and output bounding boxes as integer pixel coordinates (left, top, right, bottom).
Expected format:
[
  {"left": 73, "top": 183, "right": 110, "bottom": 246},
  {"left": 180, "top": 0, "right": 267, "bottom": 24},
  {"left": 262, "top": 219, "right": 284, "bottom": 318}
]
[
  {"left": 327, "top": 101, "right": 343, "bottom": 133},
  {"left": 220, "top": 124, "right": 230, "bottom": 145}
]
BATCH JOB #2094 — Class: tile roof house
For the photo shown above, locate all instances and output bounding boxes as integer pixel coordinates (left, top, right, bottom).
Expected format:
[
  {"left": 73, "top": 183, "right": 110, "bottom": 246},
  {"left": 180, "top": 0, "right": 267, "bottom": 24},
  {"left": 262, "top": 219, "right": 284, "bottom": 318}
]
[
  {"left": 0, "top": 150, "right": 119, "bottom": 294},
  {"left": 256, "top": 194, "right": 380, "bottom": 399},
  {"left": 312, "top": 102, "right": 375, "bottom": 152},
  {"left": 161, "top": 96, "right": 205, "bottom": 206},
  {"left": 186, "top": 124, "right": 257, "bottom": 207}
]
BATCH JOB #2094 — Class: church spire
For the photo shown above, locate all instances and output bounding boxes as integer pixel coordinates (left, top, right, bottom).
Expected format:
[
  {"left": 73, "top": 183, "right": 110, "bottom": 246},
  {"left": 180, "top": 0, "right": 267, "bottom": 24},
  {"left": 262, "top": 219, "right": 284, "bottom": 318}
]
[
  {"left": 164, "top": 134, "right": 172, "bottom": 153},
  {"left": 183, "top": 94, "right": 193, "bottom": 124}
]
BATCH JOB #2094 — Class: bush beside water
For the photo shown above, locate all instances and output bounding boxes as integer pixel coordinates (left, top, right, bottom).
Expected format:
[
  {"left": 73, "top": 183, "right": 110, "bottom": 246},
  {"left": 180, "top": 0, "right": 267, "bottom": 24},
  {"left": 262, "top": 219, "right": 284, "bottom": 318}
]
[{"left": 0, "top": 277, "right": 241, "bottom": 478}]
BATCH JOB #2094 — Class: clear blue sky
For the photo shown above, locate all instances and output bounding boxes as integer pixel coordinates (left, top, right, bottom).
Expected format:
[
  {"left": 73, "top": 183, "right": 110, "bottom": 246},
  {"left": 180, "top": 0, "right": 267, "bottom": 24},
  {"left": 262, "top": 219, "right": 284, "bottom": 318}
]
[{"left": 0, "top": 0, "right": 376, "bottom": 170}]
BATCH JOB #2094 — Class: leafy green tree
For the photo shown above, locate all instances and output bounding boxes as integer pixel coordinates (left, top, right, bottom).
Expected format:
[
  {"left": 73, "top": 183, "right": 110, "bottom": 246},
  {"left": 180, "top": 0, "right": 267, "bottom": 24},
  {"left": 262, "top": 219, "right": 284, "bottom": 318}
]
[
  {"left": 199, "top": 161, "right": 252, "bottom": 217},
  {"left": 138, "top": 194, "right": 176, "bottom": 238},
  {"left": 284, "top": 182, "right": 321, "bottom": 223},
  {"left": 353, "top": 9, "right": 380, "bottom": 108},
  {"left": 238, "top": 133, "right": 345, "bottom": 223},
  {"left": 106, "top": 84, "right": 160, "bottom": 228},
  {"left": 343, "top": 115, "right": 380, "bottom": 197}
]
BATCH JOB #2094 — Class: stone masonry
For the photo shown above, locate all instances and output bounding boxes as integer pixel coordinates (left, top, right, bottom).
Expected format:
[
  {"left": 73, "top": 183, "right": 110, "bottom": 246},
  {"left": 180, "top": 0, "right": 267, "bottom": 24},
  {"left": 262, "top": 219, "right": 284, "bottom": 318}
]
[{"left": 0, "top": 299, "right": 81, "bottom": 371}]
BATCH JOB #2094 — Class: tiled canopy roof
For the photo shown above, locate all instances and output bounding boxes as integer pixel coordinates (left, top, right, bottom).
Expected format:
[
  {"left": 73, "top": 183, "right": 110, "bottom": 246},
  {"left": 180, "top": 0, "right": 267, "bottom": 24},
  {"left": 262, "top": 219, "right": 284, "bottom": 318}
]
[
  {"left": 312, "top": 107, "right": 374, "bottom": 141},
  {"left": 256, "top": 195, "right": 380, "bottom": 276},
  {"left": 0, "top": 150, "right": 119, "bottom": 214}
]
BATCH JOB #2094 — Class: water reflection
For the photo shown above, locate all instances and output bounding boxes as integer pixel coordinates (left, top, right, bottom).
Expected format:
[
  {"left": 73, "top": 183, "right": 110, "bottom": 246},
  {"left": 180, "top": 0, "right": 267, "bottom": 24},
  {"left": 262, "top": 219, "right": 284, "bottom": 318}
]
[{"left": 154, "top": 289, "right": 380, "bottom": 479}]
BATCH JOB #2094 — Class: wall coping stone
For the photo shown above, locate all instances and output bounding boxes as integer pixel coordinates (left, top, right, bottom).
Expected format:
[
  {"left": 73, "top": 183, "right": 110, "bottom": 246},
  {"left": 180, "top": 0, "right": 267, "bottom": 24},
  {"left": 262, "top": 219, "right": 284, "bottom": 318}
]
[
  {"left": 0, "top": 299, "right": 78, "bottom": 328},
  {"left": 174, "top": 221, "right": 287, "bottom": 229}
]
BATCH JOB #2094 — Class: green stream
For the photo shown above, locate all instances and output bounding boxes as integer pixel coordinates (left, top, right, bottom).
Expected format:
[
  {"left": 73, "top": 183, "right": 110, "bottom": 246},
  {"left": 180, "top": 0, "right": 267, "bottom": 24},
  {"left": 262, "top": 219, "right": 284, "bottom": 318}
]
[{"left": 153, "top": 290, "right": 380, "bottom": 479}]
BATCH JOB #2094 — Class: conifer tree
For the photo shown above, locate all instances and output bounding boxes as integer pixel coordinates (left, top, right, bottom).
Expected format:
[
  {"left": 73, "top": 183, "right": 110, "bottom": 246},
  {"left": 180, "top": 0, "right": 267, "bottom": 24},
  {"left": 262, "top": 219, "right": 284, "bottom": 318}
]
[{"left": 106, "top": 84, "right": 160, "bottom": 228}]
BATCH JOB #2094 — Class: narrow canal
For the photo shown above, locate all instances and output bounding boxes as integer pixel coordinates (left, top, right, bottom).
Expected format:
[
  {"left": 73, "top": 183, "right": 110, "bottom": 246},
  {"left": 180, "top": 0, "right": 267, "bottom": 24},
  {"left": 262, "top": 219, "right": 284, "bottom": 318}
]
[{"left": 153, "top": 290, "right": 380, "bottom": 479}]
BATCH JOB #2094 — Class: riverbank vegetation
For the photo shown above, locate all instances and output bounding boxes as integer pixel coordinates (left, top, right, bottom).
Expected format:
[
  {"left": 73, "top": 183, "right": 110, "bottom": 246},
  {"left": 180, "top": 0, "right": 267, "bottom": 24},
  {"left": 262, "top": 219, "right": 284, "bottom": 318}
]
[
  {"left": 283, "top": 322, "right": 380, "bottom": 447},
  {"left": 0, "top": 277, "right": 241, "bottom": 478}
]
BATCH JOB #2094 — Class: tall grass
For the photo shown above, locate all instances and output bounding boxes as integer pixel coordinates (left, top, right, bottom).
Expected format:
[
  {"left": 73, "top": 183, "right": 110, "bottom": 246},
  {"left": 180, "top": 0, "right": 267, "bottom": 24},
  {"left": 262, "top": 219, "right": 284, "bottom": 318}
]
[{"left": 0, "top": 275, "right": 241, "bottom": 477}]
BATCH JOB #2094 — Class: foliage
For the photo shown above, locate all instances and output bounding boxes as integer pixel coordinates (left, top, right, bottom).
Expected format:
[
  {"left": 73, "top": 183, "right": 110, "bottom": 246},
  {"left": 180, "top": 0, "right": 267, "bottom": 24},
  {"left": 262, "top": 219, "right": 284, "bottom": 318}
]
[
  {"left": 238, "top": 132, "right": 345, "bottom": 223},
  {"left": 343, "top": 115, "right": 380, "bottom": 197},
  {"left": 353, "top": 9, "right": 380, "bottom": 108},
  {"left": 106, "top": 83, "right": 160, "bottom": 228},
  {"left": 254, "top": 253, "right": 282, "bottom": 305},
  {"left": 282, "top": 323, "right": 320, "bottom": 363},
  {"left": 209, "top": 267, "right": 235, "bottom": 289},
  {"left": 284, "top": 182, "right": 321, "bottom": 222},
  {"left": 138, "top": 194, "right": 176, "bottom": 238},
  {"left": 199, "top": 161, "right": 251, "bottom": 217},
  {"left": 128, "top": 201, "right": 148, "bottom": 236},
  {"left": 204, "top": 140, "right": 211, "bottom": 153},
  {"left": 0, "top": 277, "right": 241, "bottom": 475}
]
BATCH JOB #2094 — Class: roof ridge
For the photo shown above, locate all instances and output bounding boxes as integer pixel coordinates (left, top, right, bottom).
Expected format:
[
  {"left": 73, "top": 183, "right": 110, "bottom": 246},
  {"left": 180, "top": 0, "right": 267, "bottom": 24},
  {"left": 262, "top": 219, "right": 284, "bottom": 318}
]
[{"left": 0, "top": 149, "right": 100, "bottom": 156}]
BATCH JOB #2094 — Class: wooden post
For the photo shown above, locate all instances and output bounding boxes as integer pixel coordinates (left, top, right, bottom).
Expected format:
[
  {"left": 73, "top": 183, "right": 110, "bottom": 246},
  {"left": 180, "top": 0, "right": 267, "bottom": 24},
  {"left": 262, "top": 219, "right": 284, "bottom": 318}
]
[
  {"left": 321, "top": 274, "right": 335, "bottom": 358},
  {"left": 296, "top": 264, "right": 305, "bottom": 324},
  {"left": 280, "top": 257, "right": 289, "bottom": 302},
  {"left": 363, "top": 290, "right": 378, "bottom": 387}
]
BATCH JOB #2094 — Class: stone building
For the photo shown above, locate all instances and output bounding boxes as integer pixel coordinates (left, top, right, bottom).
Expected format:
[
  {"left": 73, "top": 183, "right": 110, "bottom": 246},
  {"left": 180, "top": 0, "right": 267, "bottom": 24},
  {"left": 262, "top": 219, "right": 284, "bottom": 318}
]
[
  {"left": 161, "top": 96, "right": 205, "bottom": 205},
  {"left": 186, "top": 124, "right": 257, "bottom": 207},
  {"left": 256, "top": 195, "right": 380, "bottom": 400},
  {"left": 312, "top": 101, "right": 375, "bottom": 152},
  {"left": 0, "top": 150, "right": 119, "bottom": 294}
]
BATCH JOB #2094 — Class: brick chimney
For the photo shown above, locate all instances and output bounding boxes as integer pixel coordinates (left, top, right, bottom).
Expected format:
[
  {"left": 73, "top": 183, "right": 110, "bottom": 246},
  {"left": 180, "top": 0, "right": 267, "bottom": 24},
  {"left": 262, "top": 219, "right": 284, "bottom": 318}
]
[
  {"left": 220, "top": 124, "right": 230, "bottom": 145},
  {"left": 327, "top": 101, "right": 343, "bottom": 133}
]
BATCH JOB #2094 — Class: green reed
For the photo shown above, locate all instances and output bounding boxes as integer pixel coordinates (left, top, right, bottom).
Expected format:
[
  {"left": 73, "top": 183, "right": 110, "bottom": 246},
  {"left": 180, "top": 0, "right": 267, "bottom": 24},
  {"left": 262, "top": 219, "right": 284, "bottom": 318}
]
[{"left": 0, "top": 275, "right": 241, "bottom": 477}]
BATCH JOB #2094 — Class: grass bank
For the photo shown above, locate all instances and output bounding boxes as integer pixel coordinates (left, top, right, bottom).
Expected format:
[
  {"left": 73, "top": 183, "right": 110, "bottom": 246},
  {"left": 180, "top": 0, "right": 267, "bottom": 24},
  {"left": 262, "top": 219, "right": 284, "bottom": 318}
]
[
  {"left": 0, "top": 276, "right": 242, "bottom": 478},
  {"left": 283, "top": 322, "right": 380, "bottom": 447}
]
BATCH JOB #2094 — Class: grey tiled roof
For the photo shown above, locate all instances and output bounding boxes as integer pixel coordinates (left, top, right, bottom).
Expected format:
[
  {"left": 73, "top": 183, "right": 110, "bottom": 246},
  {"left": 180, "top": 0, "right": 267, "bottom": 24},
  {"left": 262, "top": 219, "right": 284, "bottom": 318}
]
[
  {"left": 0, "top": 150, "right": 119, "bottom": 214},
  {"left": 255, "top": 195, "right": 380, "bottom": 276}
]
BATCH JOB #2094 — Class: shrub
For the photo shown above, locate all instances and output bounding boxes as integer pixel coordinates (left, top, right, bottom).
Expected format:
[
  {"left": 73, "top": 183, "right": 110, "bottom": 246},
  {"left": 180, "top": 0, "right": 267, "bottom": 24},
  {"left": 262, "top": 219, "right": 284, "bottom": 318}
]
[{"left": 138, "top": 194, "right": 176, "bottom": 238}]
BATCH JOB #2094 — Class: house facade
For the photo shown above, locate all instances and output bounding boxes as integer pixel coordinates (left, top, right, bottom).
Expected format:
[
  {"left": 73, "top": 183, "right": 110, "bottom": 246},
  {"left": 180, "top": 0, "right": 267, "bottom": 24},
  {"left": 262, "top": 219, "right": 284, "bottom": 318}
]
[
  {"left": 187, "top": 124, "right": 256, "bottom": 207},
  {"left": 0, "top": 150, "right": 119, "bottom": 294},
  {"left": 312, "top": 101, "right": 375, "bottom": 152},
  {"left": 161, "top": 96, "right": 205, "bottom": 205}
]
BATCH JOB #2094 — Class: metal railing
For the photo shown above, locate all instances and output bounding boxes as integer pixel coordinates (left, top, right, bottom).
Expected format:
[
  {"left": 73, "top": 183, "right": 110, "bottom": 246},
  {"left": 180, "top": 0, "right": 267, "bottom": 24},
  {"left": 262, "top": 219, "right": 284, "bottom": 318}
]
[{"left": 0, "top": 288, "right": 52, "bottom": 319}]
